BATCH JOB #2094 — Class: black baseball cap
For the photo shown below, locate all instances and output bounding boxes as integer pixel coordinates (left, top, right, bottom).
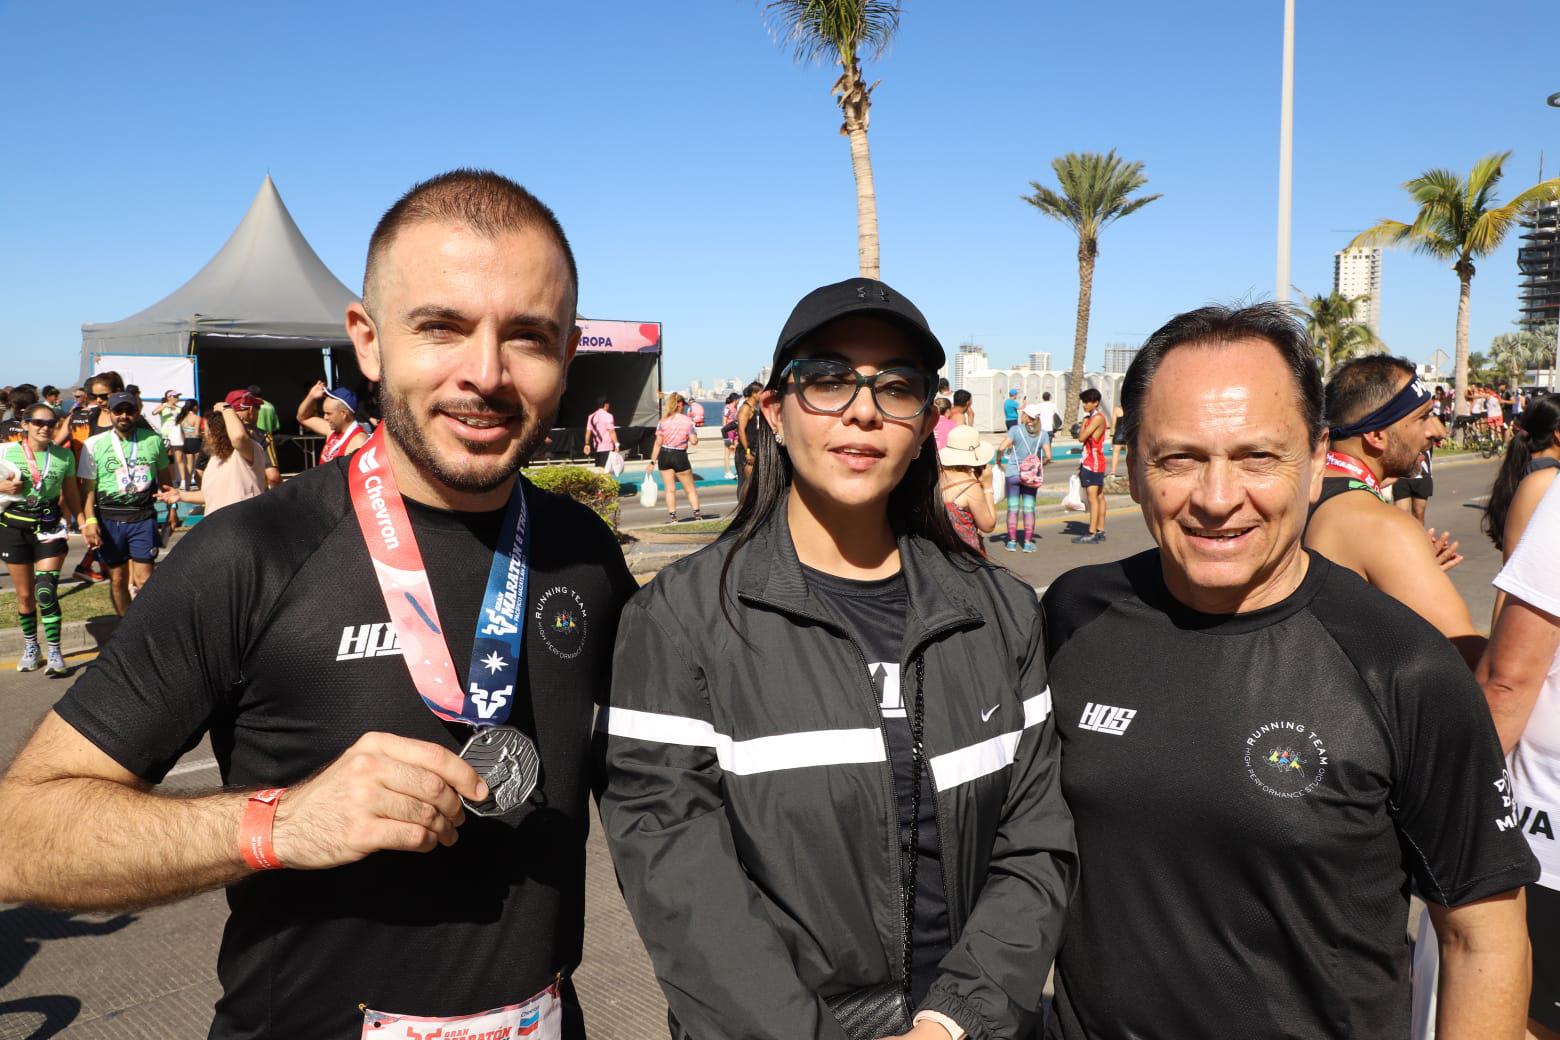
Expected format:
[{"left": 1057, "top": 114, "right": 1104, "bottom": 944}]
[
  {"left": 105, "top": 391, "right": 139, "bottom": 412},
  {"left": 771, "top": 278, "right": 945, "bottom": 382}
]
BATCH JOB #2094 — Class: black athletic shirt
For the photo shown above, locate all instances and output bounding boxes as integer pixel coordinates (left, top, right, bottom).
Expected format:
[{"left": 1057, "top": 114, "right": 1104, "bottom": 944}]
[
  {"left": 54, "top": 460, "right": 637, "bottom": 1039},
  {"left": 1308, "top": 474, "right": 1377, "bottom": 518},
  {"left": 1041, "top": 549, "right": 1538, "bottom": 1040},
  {"left": 803, "top": 566, "right": 951, "bottom": 1005}
]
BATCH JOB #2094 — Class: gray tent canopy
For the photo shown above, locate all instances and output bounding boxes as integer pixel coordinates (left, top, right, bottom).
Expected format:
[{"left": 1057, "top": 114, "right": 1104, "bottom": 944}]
[{"left": 80, "top": 175, "right": 360, "bottom": 370}]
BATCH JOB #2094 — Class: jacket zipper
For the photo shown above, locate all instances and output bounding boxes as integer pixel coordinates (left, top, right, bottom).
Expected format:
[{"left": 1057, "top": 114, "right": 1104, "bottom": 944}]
[{"left": 902, "top": 621, "right": 972, "bottom": 971}]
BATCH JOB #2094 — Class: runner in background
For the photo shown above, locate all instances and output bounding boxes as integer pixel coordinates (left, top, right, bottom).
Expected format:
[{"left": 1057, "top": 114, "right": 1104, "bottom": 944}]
[
  {"left": 1304, "top": 356, "right": 1483, "bottom": 668},
  {"left": 650, "top": 392, "right": 701, "bottom": 522},
  {"left": 296, "top": 381, "right": 368, "bottom": 463},
  {"left": 735, "top": 381, "right": 761, "bottom": 495},
  {"left": 247, "top": 385, "right": 281, "bottom": 437},
  {"left": 174, "top": 400, "right": 203, "bottom": 490},
  {"left": 721, "top": 392, "right": 740, "bottom": 478},
  {"left": 0, "top": 403, "right": 82, "bottom": 676},
  {"left": 1073, "top": 388, "right": 1108, "bottom": 544},
  {"left": 997, "top": 404, "right": 1046, "bottom": 552},
  {"left": 76, "top": 391, "right": 174, "bottom": 615},
  {"left": 160, "top": 400, "right": 269, "bottom": 516}
]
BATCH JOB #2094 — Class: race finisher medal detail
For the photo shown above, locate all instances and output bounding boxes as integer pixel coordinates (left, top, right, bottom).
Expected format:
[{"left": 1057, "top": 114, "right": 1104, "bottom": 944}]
[
  {"left": 459, "top": 727, "right": 542, "bottom": 816},
  {"left": 347, "top": 425, "right": 541, "bottom": 818}
]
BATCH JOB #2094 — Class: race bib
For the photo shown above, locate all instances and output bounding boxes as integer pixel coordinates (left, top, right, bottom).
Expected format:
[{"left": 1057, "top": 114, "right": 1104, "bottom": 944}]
[
  {"left": 360, "top": 982, "right": 560, "bottom": 1040},
  {"left": 118, "top": 463, "right": 153, "bottom": 494}
]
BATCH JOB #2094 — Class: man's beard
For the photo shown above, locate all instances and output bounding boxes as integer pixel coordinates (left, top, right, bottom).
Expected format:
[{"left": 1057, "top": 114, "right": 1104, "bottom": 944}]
[
  {"left": 378, "top": 383, "right": 551, "bottom": 496},
  {"left": 1381, "top": 426, "right": 1423, "bottom": 479}
]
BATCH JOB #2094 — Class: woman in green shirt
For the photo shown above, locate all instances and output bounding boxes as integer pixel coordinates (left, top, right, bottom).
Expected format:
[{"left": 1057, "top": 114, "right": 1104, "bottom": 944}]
[{"left": 0, "top": 403, "right": 84, "bottom": 675}]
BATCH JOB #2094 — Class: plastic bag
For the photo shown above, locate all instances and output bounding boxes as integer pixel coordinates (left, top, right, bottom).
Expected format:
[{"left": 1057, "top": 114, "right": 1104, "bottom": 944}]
[
  {"left": 1062, "top": 473, "right": 1085, "bottom": 512},
  {"left": 605, "top": 450, "right": 625, "bottom": 476},
  {"left": 990, "top": 463, "right": 1005, "bottom": 502},
  {"left": 638, "top": 467, "right": 658, "bottom": 508}
]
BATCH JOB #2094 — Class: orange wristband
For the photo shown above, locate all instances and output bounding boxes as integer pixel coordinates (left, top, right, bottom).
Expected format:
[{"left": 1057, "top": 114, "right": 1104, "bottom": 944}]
[{"left": 240, "top": 788, "right": 286, "bottom": 871}]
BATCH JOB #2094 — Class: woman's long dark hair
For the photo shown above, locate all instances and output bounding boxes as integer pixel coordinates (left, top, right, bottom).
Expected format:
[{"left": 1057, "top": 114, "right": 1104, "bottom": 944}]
[
  {"left": 204, "top": 409, "right": 235, "bottom": 461},
  {"left": 717, "top": 374, "right": 985, "bottom": 630},
  {"left": 175, "top": 400, "right": 200, "bottom": 424},
  {"left": 1484, "top": 393, "right": 1560, "bottom": 550}
]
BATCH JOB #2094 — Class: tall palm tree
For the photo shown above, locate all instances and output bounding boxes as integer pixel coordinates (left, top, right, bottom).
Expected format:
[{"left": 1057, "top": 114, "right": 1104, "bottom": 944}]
[
  {"left": 1293, "top": 290, "right": 1384, "bottom": 377},
  {"left": 1349, "top": 153, "right": 1559, "bottom": 411},
  {"left": 766, "top": 0, "right": 900, "bottom": 278},
  {"left": 1489, "top": 328, "right": 1550, "bottom": 385},
  {"left": 1022, "top": 151, "right": 1161, "bottom": 426}
]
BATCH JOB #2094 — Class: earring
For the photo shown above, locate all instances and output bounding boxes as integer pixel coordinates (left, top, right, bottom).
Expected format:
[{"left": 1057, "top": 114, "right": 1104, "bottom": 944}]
[{"left": 774, "top": 429, "right": 784, "bottom": 446}]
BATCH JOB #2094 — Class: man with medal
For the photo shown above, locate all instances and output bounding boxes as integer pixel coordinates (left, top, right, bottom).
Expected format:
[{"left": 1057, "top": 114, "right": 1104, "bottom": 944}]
[
  {"left": 0, "top": 170, "right": 637, "bottom": 1039},
  {"left": 74, "top": 390, "right": 176, "bottom": 615},
  {"left": 1303, "top": 355, "right": 1485, "bottom": 667}
]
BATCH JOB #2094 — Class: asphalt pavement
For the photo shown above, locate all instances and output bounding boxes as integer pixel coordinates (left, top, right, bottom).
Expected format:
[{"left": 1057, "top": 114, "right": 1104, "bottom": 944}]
[{"left": 0, "top": 454, "right": 1507, "bottom": 1037}]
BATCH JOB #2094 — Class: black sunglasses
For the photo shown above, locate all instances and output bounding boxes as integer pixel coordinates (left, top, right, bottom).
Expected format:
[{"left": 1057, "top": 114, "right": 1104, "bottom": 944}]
[
  {"left": 111, "top": 406, "right": 139, "bottom": 417},
  {"left": 780, "top": 358, "right": 937, "bottom": 420},
  {"left": 25, "top": 417, "right": 58, "bottom": 428},
  {"left": 90, "top": 392, "right": 110, "bottom": 401}
]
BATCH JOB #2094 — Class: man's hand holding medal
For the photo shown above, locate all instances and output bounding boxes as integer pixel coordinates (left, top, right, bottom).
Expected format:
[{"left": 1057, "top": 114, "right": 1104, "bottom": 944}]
[{"left": 269, "top": 731, "right": 489, "bottom": 869}]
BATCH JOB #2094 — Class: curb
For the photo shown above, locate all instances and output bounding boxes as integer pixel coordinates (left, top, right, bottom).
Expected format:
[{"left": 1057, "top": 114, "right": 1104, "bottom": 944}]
[{"left": 0, "top": 615, "right": 119, "bottom": 660}]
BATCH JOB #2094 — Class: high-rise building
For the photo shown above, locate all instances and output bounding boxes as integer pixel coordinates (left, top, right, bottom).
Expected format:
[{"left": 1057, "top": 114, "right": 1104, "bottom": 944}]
[
  {"left": 1518, "top": 200, "right": 1560, "bottom": 333},
  {"left": 1029, "top": 352, "right": 1052, "bottom": 372},
  {"left": 1334, "top": 246, "right": 1382, "bottom": 335},
  {"left": 952, "top": 343, "right": 988, "bottom": 390},
  {"left": 1103, "top": 345, "right": 1138, "bottom": 375}
]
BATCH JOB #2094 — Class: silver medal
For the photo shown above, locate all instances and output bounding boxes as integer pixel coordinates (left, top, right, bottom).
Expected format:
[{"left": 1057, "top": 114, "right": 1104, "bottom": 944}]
[{"left": 458, "top": 725, "right": 540, "bottom": 817}]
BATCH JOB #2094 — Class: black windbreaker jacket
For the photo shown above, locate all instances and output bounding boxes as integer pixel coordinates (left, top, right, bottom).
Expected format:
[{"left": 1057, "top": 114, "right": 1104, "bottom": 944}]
[{"left": 598, "top": 512, "right": 1077, "bottom": 1040}]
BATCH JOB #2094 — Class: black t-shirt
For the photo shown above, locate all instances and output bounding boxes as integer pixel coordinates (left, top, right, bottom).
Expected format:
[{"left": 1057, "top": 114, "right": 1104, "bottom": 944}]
[
  {"left": 55, "top": 460, "right": 637, "bottom": 1039},
  {"left": 1040, "top": 549, "right": 1539, "bottom": 1040},
  {"left": 803, "top": 565, "right": 951, "bottom": 1005}
]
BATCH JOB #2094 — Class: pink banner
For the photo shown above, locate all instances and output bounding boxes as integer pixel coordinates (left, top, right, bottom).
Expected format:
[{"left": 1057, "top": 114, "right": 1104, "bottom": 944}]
[{"left": 577, "top": 319, "right": 660, "bottom": 353}]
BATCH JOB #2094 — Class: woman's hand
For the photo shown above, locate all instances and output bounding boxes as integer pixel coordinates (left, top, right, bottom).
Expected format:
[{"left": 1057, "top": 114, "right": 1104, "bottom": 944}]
[{"left": 0, "top": 476, "right": 22, "bottom": 494}]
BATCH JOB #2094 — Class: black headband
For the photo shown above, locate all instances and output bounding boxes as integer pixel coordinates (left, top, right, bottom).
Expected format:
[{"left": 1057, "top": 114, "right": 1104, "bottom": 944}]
[{"left": 1329, "top": 376, "right": 1430, "bottom": 440}]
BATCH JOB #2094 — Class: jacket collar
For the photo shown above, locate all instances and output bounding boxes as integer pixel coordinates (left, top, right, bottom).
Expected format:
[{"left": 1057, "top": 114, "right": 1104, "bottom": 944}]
[{"left": 734, "top": 503, "right": 985, "bottom": 642}]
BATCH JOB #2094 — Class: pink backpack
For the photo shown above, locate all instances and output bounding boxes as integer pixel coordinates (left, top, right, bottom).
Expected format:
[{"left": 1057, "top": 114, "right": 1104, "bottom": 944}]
[{"left": 1014, "top": 428, "right": 1043, "bottom": 487}]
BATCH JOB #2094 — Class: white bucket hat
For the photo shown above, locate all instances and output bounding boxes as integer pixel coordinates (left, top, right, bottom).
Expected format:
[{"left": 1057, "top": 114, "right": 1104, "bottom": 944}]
[{"left": 938, "top": 425, "right": 994, "bottom": 468}]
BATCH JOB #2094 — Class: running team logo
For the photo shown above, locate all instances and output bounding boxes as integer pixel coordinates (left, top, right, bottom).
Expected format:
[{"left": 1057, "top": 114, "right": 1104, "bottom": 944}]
[
  {"left": 1242, "top": 720, "right": 1328, "bottom": 799},
  {"left": 533, "top": 585, "right": 588, "bottom": 659}
]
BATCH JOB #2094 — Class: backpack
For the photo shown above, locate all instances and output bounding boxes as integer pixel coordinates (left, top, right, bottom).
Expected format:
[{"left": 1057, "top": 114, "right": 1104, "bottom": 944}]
[
  {"left": 1013, "top": 428, "right": 1043, "bottom": 488},
  {"left": 1051, "top": 411, "right": 1062, "bottom": 434}
]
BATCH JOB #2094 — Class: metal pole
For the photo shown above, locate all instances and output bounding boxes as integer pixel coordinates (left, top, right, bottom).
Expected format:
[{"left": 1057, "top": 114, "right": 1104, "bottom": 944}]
[{"left": 1275, "top": 0, "right": 1296, "bottom": 303}]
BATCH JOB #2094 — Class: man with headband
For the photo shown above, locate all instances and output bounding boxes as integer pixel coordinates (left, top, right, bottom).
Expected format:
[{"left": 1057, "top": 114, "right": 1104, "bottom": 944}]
[
  {"left": 1305, "top": 355, "right": 1484, "bottom": 667},
  {"left": 0, "top": 170, "right": 636, "bottom": 1038}
]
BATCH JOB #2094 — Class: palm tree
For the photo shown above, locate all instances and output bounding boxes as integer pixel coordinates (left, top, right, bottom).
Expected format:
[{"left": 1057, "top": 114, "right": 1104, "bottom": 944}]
[
  {"left": 1022, "top": 151, "right": 1161, "bottom": 426},
  {"left": 1349, "top": 153, "right": 1559, "bottom": 411},
  {"left": 1293, "top": 290, "right": 1384, "bottom": 377},
  {"left": 766, "top": 0, "right": 900, "bottom": 278},
  {"left": 1489, "top": 328, "right": 1550, "bottom": 385}
]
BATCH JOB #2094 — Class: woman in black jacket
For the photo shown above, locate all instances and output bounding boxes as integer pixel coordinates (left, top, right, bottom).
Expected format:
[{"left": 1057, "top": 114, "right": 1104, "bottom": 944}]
[{"left": 599, "top": 279, "right": 1076, "bottom": 1040}]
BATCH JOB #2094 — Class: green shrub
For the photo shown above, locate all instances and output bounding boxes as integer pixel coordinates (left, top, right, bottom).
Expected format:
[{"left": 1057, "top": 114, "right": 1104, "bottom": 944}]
[{"left": 525, "top": 465, "right": 621, "bottom": 531}]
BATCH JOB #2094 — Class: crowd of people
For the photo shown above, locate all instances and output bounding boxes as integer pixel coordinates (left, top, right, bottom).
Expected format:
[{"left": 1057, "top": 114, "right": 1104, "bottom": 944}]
[
  {"left": 0, "top": 168, "right": 1555, "bottom": 1040},
  {"left": 0, "top": 373, "right": 369, "bottom": 646}
]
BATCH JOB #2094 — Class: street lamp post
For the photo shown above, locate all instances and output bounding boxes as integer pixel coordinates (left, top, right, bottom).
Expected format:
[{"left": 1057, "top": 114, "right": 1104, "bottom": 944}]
[{"left": 1275, "top": 0, "right": 1296, "bottom": 304}]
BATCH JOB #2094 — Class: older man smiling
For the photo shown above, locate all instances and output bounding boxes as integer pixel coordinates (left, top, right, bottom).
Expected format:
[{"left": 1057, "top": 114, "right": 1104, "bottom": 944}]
[{"left": 1040, "top": 303, "right": 1537, "bottom": 1040}]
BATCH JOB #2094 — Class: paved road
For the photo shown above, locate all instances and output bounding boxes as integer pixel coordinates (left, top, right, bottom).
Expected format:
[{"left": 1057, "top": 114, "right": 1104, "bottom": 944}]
[{"left": 0, "top": 456, "right": 1505, "bottom": 1037}]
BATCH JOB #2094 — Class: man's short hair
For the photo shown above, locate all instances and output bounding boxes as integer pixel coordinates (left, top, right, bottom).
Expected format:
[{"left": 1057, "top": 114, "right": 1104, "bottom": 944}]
[
  {"left": 41, "top": 385, "right": 58, "bottom": 398},
  {"left": 1042, "top": 392, "right": 1052, "bottom": 401},
  {"left": 363, "top": 169, "right": 578, "bottom": 317},
  {"left": 953, "top": 389, "right": 972, "bottom": 407},
  {"left": 1120, "top": 302, "right": 1324, "bottom": 449},
  {"left": 1324, "top": 355, "right": 1417, "bottom": 428},
  {"left": 1079, "top": 387, "right": 1102, "bottom": 404}
]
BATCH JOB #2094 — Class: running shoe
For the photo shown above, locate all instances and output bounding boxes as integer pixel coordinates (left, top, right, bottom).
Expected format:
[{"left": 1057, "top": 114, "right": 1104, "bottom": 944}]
[
  {"left": 16, "top": 644, "right": 40, "bottom": 672},
  {"left": 1004, "top": 540, "right": 1019, "bottom": 552},
  {"left": 44, "top": 646, "right": 67, "bottom": 677},
  {"left": 1022, "top": 542, "right": 1038, "bottom": 553},
  {"left": 71, "top": 565, "right": 97, "bottom": 584},
  {"left": 1072, "top": 532, "right": 1102, "bottom": 544}
]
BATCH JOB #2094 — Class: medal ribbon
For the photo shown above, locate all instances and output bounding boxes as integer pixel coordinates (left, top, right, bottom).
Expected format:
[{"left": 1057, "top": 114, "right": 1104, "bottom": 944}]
[
  {"left": 1324, "top": 450, "right": 1385, "bottom": 500},
  {"left": 346, "top": 424, "right": 529, "bottom": 728},
  {"left": 107, "top": 430, "right": 149, "bottom": 495},
  {"left": 19, "top": 439, "right": 51, "bottom": 504}
]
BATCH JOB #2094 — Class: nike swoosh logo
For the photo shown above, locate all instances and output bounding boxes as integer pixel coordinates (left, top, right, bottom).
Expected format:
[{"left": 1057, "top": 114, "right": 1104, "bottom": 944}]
[{"left": 981, "top": 704, "right": 1000, "bottom": 722}]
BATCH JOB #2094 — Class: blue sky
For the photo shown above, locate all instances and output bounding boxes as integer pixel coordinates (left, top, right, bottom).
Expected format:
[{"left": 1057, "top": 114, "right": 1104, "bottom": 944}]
[{"left": 2, "top": 0, "right": 1556, "bottom": 393}]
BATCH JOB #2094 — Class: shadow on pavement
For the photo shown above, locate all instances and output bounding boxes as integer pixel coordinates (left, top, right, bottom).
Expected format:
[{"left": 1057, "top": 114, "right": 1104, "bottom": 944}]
[{"left": 0, "top": 906, "right": 135, "bottom": 1036}]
